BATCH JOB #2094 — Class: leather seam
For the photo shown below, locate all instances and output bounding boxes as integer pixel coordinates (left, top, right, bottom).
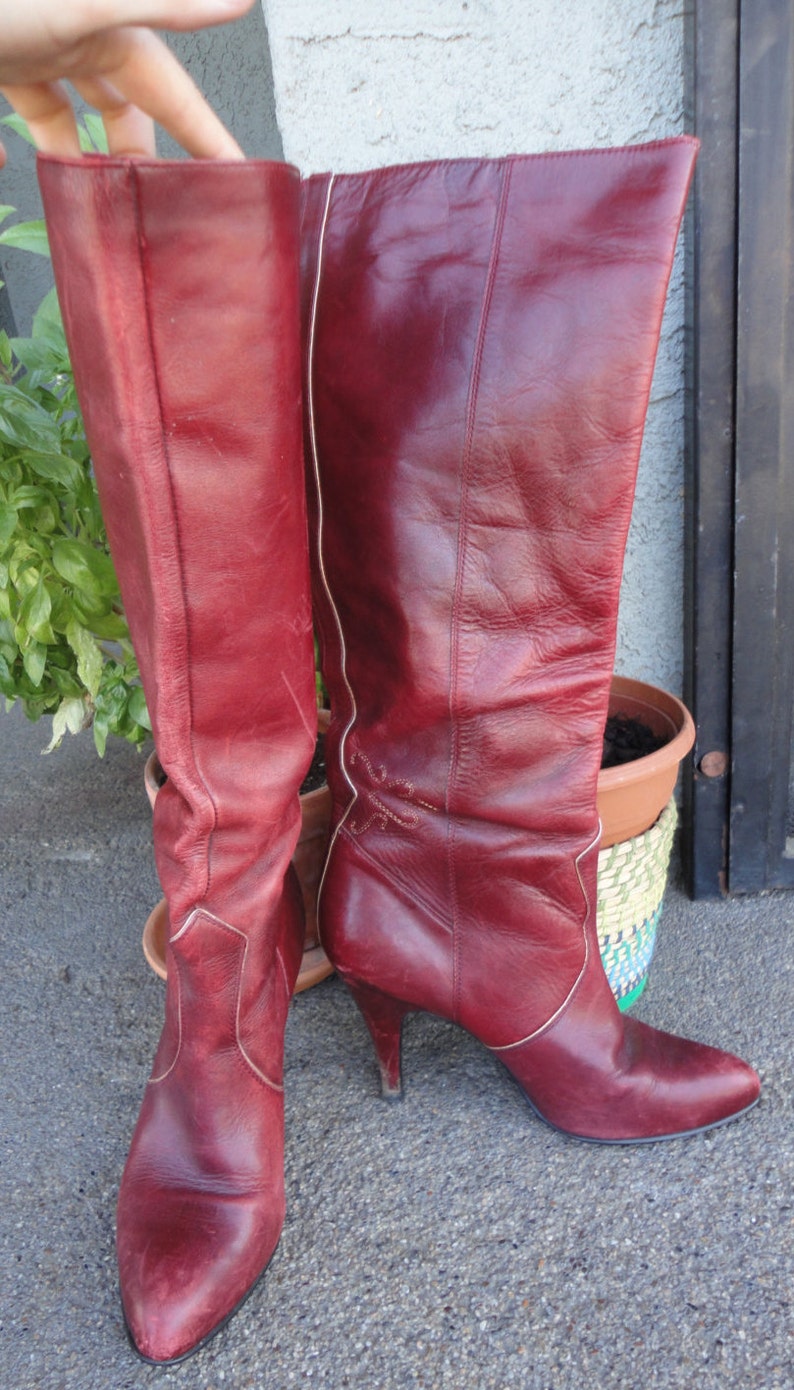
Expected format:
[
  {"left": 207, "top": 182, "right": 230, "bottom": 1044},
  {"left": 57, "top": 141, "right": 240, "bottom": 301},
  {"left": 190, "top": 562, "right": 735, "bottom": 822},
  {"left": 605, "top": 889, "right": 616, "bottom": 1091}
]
[
  {"left": 130, "top": 166, "right": 217, "bottom": 902},
  {"left": 149, "top": 956, "right": 183, "bottom": 1083},
  {"left": 447, "top": 157, "right": 513, "bottom": 1026},
  {"left": 489, "top": 826, "right": 600, "bottom": 1052},
  {"left": 150, "top": 908, "right": 283, "bottom": 1092},
  {"left": 304, "top": 174, "right": 363, "bottom": 942}
]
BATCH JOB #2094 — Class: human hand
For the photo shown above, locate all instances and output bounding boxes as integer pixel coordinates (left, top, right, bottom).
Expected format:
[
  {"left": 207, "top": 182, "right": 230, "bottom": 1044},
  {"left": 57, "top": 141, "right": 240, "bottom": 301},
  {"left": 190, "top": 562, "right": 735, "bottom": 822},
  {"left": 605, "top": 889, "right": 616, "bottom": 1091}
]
[{"left": 0, "top": 1, "right": 255, "bottom": 166}]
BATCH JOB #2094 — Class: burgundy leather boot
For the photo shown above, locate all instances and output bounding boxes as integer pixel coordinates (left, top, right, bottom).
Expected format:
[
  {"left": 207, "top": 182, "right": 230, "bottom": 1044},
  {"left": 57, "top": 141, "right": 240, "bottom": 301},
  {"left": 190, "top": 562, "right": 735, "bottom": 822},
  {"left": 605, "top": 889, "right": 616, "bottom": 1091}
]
[
  {"left": 38, "top": 155, "right": 316, "bottom": 1362},
  {"left": 300, "top": 139, "right": 760, "bottom": 1144}
]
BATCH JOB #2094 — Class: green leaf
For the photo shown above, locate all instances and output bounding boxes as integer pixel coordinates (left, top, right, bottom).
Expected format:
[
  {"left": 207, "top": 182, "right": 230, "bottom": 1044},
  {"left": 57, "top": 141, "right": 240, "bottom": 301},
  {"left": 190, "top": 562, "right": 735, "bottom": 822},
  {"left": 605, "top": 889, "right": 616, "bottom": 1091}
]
[
  {"left": 0, "top": 114, "right": 37, "bottom": 147},
  {"left": 10, "top": 552, "right": 41, "bottom": 595},
  {"left": 0, "top": 387, "right": 61, "bottom": 451},
  {"left": 64, "top": 695, "right": 89, "bottom": 733},
  {"left": 18, "top": 577, "right": 52, "bottom": 642},
  {"left": 32, "top": 286, "right": 65, "bottom": 343},
  {"left": 22, "top": 639, "right": 46, "bottom": 687},
  {"left": 7, "top": 334, "right": 67, "bottom": 379},
  {"left": 0, "top": 219, "right": 50, "bottom": 257},
  {"left": 79, "top": 114, "right": 110, "bottom": 155},
  {"left": 11, "top": 484, "right": 51, "bottom": 510},
  {"left": 78, "top": 609, "right": 129, "bottom": 642},
  {"left": 31, "top": 504, "right": 57, "bottom": 536},
  {"left": 43, "top": 695, "right": 89, "bottom": 753},
  {"left": 48, "top": 663, "right": 82, "bottom": 697},
  {"left": 0, "top": 651, "right": 13, "bottom": 696},
  {"left": 127, "top": 685, "right": 151, "bottom": 730},
  {"left": 0, "top": 330, "right": 13, "bottom": 371},
  {"left": 66, "top": 618, "right": 103, "bottom": 697},
  {"left": 92, "top": 715, "right": 108, "bottom": 758},
  {"left": 0, "top": 507, "right": 17, "bottom": 549},
  {"left": 69, "top": 589, "right": 112, "bottom": 625},
  {"left": 20, "top": 450, "right": 85, "bottom": 492},
  {"left": 52, "top": 538, "right": 117, "bottom": 598}
]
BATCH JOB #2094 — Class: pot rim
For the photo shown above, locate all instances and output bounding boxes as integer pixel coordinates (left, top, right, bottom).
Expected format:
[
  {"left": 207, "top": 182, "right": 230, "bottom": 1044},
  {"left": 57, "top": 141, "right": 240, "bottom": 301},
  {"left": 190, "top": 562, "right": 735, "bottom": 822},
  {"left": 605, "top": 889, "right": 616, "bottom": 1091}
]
[{"left": 599, "top": 675, "right": 695, "bottom": 792}]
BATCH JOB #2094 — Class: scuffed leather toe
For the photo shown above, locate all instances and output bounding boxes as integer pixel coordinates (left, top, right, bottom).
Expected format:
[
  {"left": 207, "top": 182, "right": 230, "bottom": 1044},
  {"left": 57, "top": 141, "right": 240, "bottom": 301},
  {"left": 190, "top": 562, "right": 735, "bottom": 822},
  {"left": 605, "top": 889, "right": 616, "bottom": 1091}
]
[{"left": 118, "top": 1188, "right": 282, "bottom": 1364}]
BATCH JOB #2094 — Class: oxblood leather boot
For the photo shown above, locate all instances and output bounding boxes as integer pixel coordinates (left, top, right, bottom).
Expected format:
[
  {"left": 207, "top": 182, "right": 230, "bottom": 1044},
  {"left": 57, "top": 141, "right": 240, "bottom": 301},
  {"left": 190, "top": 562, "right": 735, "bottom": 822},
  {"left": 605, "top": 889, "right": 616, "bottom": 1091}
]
[
  {"left": 38, "top": 156, "right": 316, "bottom": 1362},
  {"left": 300, "top": 139, "right": 760, "bottom": 1143}
]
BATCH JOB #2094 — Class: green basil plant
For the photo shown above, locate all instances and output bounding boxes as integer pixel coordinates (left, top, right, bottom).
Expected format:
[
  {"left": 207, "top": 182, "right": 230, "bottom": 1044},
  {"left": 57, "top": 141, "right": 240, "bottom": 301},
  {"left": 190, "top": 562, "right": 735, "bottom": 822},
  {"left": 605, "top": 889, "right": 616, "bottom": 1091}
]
[
  {"left": 0, "top": 114, "right": 326, "bottom": 756},
  {"left": 0, "top": 112, "right": 150, "bottom": 754}
]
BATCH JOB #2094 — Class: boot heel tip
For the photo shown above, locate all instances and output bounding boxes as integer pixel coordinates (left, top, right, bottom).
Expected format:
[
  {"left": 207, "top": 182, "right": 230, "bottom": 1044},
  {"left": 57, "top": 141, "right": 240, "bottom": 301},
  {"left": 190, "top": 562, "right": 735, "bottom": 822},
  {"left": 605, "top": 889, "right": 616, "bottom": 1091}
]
[{"left": 379, "top": 1074, "right": 404, "bottom": 1101}]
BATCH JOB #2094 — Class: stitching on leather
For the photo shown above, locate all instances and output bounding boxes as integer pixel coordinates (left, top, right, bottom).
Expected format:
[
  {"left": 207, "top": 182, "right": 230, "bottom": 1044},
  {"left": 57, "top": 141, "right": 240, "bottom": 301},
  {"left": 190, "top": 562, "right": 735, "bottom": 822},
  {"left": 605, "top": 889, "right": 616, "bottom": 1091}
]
[
  {"left": 447, "top": 158, "right": 514, "bottom": 1026},
  {"left": 275, "top": 942, "right": 290, "bottom": 999},
  {"left": 149, "top": 948, "right": 183, "bottom": 1084},
  {"left": 150, "top": 908, "right": 283, "bottom": 1092},
  {"left": 233, "top": 922, "right": 284, "bottom": 1094},
  {"left": 489, "top": 826, "right": 600, "bottom": 1052},
  {"left": 304, "top": 174, "right": 362, "bottom": 941},
  {"left": 346, "top": 750, "right": 420, "bottom": 834},
  {"left": 130, "top": 166, "right": 217, "bottom": 903}
]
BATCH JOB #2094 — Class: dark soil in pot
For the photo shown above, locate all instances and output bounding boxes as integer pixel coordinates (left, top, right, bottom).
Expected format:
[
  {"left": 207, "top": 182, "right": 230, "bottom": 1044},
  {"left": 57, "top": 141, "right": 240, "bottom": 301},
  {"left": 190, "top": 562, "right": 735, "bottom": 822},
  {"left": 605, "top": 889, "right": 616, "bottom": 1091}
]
[{"left": 602, "top": 714, "right": 665, "bottom": 769}]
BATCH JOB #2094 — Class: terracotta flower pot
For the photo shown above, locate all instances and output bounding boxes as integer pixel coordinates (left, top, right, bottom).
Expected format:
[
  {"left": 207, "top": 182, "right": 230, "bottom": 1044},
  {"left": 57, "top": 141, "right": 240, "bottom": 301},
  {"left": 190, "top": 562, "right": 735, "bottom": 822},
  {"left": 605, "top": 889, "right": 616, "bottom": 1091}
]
[
  {"left": 141, "top": 709, "right": 334, "bottom": 993},
  {"left": 597, "top": 675, "right": 695, "bottom": 849}
]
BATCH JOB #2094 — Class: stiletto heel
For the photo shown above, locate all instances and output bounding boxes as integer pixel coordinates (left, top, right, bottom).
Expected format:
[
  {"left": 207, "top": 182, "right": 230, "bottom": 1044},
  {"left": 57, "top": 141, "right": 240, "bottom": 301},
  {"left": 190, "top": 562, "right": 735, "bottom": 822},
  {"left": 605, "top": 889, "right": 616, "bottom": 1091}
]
[{"left": 345, "top": 979, "right": 413, "bottom": 1099}]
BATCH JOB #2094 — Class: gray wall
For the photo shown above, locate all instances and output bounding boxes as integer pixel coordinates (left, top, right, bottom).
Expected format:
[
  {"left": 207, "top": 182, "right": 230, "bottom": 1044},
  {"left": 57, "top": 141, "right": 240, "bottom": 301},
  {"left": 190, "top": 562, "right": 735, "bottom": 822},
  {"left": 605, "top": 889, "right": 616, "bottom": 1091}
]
[{"left": 0, "top": 6, "right": 281, "bottom": 333}]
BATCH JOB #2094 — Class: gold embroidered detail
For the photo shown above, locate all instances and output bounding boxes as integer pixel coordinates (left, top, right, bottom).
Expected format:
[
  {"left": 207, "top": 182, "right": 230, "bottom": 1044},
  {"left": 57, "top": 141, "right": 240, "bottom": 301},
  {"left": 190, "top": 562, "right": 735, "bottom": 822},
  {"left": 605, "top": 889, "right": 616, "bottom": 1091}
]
[{"left": 347, "top": 750, "right": 421, "bottom": 834}]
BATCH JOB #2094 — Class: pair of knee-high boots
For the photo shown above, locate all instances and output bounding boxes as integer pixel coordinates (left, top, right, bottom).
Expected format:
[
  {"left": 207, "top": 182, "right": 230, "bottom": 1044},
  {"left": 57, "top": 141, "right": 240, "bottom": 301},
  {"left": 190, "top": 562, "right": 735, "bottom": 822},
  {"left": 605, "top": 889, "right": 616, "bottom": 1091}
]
[{"left": 38, "top": 138, "right": 760, "bottom": 1365}]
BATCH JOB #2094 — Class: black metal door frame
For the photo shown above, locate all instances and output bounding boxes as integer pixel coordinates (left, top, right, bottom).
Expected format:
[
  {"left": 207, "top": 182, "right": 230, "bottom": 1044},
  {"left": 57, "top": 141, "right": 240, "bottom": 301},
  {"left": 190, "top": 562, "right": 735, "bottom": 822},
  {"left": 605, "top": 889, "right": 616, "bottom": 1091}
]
[{"left": 685, "top": 0, "right": 794, "bottom": 895}]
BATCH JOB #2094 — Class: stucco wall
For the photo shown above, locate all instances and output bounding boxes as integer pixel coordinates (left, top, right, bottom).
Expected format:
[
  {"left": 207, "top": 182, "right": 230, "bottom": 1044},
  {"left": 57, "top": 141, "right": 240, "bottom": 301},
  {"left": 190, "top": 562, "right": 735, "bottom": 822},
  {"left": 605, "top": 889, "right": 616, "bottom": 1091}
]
[{"left": 264, "top": 0, "right": 688, "bottom": 693}]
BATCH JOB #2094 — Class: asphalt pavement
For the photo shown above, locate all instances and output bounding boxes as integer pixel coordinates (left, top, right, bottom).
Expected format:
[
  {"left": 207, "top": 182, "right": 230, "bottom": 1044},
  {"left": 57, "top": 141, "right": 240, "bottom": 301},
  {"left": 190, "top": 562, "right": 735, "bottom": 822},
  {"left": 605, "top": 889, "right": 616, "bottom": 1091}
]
[{"left": 1, "top": 702, "right": 791, "bottom": 1390}]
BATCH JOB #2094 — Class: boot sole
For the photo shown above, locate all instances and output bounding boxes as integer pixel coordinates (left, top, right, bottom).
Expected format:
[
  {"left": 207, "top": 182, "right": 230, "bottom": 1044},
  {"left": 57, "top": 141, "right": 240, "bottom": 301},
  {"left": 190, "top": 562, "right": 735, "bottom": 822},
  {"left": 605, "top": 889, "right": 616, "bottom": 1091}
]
[{"left": 508, "top": 1067, "right": 762, "bottom": 1145}]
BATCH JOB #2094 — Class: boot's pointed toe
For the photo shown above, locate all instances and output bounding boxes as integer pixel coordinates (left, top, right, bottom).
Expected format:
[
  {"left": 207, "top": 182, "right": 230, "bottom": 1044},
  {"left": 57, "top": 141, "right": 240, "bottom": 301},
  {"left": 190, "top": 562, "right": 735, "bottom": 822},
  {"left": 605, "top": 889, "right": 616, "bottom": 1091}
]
[
  {"left": 489, "top": 942, "right": 762, "bottom": 1142},
  {"left": 506, "top": 1000, "right": 761, "bottom": 1143},
  {"left": 119, "top": 1186, "right": 281, "bottom": 1364}
]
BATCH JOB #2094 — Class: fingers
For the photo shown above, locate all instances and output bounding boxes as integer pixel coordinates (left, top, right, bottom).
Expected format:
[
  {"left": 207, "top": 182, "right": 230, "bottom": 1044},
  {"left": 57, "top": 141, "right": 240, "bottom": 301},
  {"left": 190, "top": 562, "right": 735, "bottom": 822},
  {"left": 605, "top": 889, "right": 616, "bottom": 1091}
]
[
  {"left": 71, "top": 76, "right": 156, "bottom": 157},
  {"left": 0, "top": 81, "right": 82, "bottom": 158},
  {"left": 74, "top": 0, "right": 256, "bottom": 31},
  {"left": 2, "top": 28, "right": 243, "bottom": 162},
  {"left": 97, "top": 28, "right": 244, "bottom": 159}
]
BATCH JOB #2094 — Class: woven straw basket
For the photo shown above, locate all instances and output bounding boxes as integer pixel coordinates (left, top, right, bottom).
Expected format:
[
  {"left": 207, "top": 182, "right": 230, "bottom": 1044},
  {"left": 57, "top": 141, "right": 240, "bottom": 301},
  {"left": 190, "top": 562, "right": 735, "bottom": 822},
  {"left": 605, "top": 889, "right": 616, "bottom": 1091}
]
[{"left": 596, "top": 797, "right": 677, "bottom": 1011}]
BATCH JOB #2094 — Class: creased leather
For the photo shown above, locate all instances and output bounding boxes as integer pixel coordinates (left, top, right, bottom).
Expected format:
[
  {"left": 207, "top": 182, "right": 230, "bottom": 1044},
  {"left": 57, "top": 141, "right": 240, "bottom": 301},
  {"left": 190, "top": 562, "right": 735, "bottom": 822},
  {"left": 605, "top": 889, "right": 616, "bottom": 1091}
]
[
  {"left": 301, "top": 141, "right": 760, "bottom": 1142},
  {"left": 38, "top": 154, "right": 316, "bottom": 1362}
]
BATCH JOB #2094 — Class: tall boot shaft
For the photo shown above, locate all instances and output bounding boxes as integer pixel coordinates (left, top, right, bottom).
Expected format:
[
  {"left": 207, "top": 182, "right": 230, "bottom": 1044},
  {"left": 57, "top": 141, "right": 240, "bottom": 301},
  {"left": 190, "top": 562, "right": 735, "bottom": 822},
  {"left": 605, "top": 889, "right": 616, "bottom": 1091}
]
[{"left": 40, "top": 155, "right": 316, "bottom": 934}]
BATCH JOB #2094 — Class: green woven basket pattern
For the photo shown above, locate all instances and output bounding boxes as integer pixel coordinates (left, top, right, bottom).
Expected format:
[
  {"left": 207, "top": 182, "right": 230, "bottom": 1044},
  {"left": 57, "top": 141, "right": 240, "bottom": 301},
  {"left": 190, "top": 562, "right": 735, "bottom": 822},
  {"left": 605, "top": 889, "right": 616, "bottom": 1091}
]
[{"left": 596, "top": 798, "right": 677, "bottom": 1010}]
